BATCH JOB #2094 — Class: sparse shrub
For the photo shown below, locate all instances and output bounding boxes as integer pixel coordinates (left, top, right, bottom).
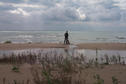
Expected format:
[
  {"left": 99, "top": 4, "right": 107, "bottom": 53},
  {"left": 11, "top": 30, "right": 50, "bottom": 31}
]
[
  {"left": 0, "top": 48, "right": 125, "bottom": 84},
  {"left": 94, "top": 58, "right": 99, "bottom": 68},
  {"left": 112, "top": 76, "right": 120, "bottom": 84},
  {"left": 12, "top": 66, "right": 19, "bottom": 72},
  {"left": 4, "top": 40, "right": 12, "bottom": 44},
  {"left": 104, "top": 54, "right": 109, "bottom": 65},
  {"left": 93, "top": 74, "right": 104, "bottom": 84},
  {"left": 28, "top": 42, "right": 32, "bottom": 44},
  {"left": 31, "top": 54, "right": 85, "bottom": 84}
]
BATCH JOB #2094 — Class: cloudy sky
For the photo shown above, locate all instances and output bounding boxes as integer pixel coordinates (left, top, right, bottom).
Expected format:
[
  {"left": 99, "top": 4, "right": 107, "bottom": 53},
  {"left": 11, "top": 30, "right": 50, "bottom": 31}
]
[{"left": 0, "top": 0, "right": 126, "bottom": 31}]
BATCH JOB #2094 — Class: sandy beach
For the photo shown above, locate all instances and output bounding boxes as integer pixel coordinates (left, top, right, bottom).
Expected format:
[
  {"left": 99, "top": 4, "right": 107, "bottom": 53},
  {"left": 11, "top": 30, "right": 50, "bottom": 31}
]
[
  {"left": 0, "top": 64, "right": 126, "bottom": 84},
  {"left": 0, "top": 43, "right": 126, "bottom": 84},
  {"left": 0, "top": 43, "right": 126, "bottom": 50},
  {"left": 1, "top": 0, "right": 126, "bottom": 83}
]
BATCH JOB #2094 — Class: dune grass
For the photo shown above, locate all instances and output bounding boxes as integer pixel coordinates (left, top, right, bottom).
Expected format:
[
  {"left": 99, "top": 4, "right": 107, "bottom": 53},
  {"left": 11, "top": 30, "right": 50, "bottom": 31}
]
[{"left": 0, "top": 49, "right": 124, "bottom": 84}]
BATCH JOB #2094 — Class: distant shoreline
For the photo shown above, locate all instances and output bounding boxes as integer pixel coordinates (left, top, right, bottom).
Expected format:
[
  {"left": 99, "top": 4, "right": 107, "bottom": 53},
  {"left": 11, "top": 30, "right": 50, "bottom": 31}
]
[{"left": 0, "top": 43, "right": 126, "bottom": 50}]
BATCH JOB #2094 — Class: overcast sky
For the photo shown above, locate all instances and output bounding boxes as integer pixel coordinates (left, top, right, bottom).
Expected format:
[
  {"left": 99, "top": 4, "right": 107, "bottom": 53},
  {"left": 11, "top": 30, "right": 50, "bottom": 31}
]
[{"left": 0, "top": 0, "right": 126, "bottom": 31}]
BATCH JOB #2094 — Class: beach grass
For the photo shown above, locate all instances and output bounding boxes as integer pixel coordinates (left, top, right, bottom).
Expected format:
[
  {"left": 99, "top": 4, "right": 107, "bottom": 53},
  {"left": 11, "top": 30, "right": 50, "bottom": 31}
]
[
  {"left": 4, "top": 40, "right": 12, "bottom": 44},
  {"left": 0, "top": 49, "right": 125, "bottom": 84}
]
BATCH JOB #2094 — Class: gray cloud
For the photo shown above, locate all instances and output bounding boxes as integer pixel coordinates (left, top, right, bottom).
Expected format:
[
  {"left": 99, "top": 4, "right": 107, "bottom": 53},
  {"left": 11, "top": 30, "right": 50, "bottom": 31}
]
[{"left": 0, "top": 0, "right": 126, "bottom": 30}]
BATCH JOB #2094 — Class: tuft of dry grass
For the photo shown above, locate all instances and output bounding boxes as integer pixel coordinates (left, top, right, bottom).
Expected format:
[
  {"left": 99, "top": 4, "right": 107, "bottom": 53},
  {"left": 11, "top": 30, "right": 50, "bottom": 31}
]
[{"left": 0, "top": 49, "right": 124, "bottom": 84}]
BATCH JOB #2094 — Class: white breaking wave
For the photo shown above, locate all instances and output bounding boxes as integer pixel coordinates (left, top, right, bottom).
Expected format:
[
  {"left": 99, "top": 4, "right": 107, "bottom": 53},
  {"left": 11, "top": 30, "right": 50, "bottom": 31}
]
[
  {"left": 16, "top": 35, "right": 33, "bottom": 38},
  {"left": 40, "top": 35, "right": 57, "bottom": 38}
]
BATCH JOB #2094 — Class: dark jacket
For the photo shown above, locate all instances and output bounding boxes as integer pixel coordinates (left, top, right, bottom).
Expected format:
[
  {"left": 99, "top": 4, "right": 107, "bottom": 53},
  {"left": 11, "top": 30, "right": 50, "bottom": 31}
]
[{"left": 64, "top": 32, "right": 68, "bottom": 39}]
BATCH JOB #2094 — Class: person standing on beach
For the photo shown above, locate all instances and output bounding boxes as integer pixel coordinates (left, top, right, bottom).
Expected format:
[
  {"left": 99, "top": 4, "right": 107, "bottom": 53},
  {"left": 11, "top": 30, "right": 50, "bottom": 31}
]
[{"left": 64, "top": 31, "right": 70, "bottom": 45}]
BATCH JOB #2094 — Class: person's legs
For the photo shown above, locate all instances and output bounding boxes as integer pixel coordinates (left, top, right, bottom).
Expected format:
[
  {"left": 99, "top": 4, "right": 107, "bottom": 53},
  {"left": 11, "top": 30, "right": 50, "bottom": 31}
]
[
  {"left": 64, "top": 38, "right": 67, "bottom": 44},
  {"left": 64, "top": 39, "right": 66, "bottom": 44},
  {"left": 66, "top": 39, "right": 70, "bottom": 45},
  {"left": 64, "top": 37, "right": 70, "bottom": 45},
  {"left": 67, "top": 40, "right": 70, "bottom": 44},
  {"left": 66, "top": 39, "right": 68, "bottom": 44},
  {"left": 68, "top": 40, "right": 70, "bottom": 44}
]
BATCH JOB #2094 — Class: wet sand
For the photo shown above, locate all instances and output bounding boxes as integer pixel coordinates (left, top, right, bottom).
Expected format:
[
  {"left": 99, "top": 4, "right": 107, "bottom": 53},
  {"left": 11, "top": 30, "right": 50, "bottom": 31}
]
[
  {"left": 77, "top": 43, "right": 126, "bottom": 50},
  {"left": 0, "top": 43, "right": 67, "bottom": 50},
  {"left": 0, "top": 43, "right": 126, "bottom": 50}
]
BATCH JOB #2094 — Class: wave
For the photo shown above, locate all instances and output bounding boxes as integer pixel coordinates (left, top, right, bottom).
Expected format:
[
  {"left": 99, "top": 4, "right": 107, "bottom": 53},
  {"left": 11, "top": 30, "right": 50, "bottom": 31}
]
[
  {"left": 16, "top": 35, "right": 33, "bottom": 38},
  {"left": 96, "top": 37, "right": 108, "bottom": 40},
  {"left": 116, "top": 36, "right": 126, "bottom": 39},
  {"left": 0, "top": 31, "right": 21, "bottom": 33},
  {"left": 40, "top": 35, "right": 57, "bottom": 38}
]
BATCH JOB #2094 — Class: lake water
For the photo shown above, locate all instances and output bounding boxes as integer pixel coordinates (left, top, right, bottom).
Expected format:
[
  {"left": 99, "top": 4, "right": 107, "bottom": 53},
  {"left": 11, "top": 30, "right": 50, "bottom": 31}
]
[{"left": 0, "top": 31, "right": 126, "bottom": 43}]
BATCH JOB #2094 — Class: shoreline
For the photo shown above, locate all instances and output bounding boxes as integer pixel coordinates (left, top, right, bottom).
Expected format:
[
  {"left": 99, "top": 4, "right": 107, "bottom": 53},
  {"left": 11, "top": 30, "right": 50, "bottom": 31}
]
[{"left": 0, "top": 43, "right": 126, "bottom": 50}]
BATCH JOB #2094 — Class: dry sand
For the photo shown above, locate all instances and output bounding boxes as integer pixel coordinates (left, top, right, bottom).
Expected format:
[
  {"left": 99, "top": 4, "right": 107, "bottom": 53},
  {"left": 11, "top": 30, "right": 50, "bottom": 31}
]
[
  {"left": 0, "top": 64, "right": 126, "bottom": 84},
  {"left": 0, "top": 43, "right": 126, "bottom": 50}
]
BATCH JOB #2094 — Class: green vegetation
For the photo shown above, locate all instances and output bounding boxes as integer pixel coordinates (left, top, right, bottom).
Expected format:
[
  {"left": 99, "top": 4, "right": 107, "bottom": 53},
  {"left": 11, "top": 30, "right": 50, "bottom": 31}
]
[
  {"left": 12, "top": 66, "right": 19, "bottom": 72},
  {"left": 93, "top": 74, "right": 104, "bottom": 84},
  {"left": 4, "top": 40, "right": 12, "bottom": 44},
  {"left": 112, "top": 76, "right": 120, "bottom": 84},
  {"left": 0, "top": 49, "right": 124, "bottom": 84}
]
